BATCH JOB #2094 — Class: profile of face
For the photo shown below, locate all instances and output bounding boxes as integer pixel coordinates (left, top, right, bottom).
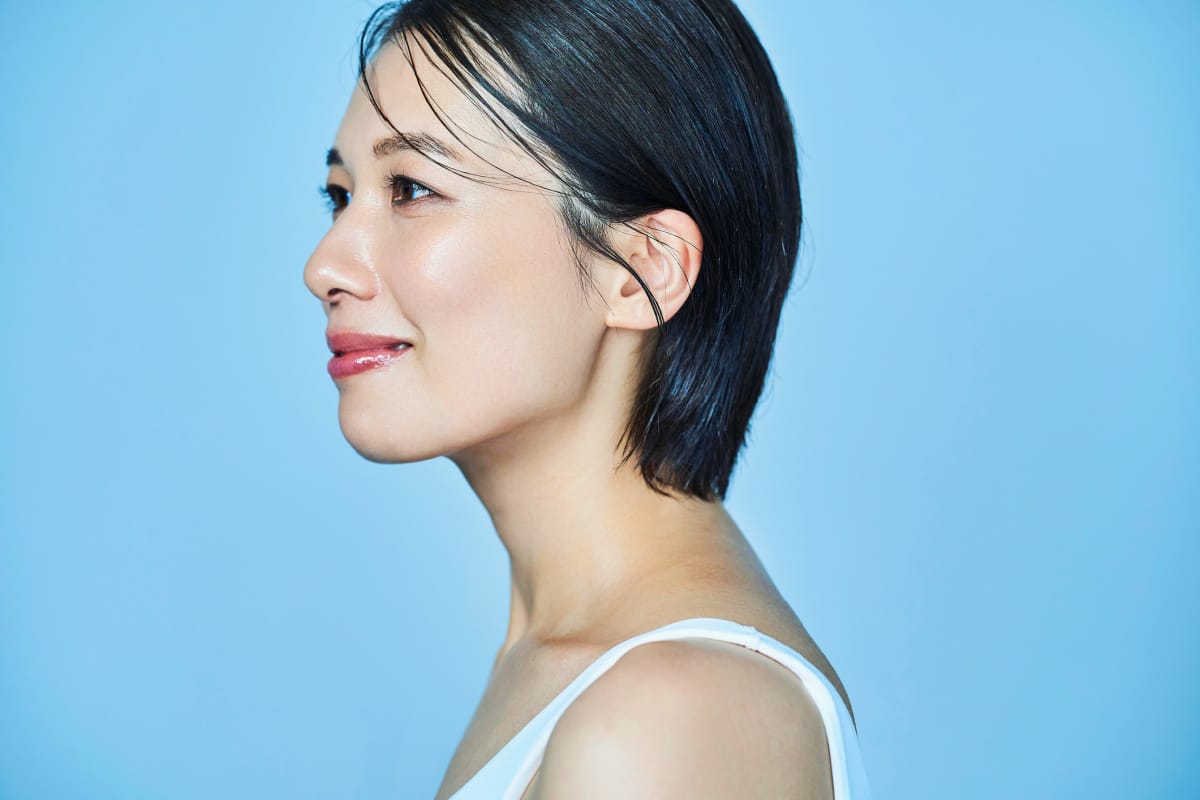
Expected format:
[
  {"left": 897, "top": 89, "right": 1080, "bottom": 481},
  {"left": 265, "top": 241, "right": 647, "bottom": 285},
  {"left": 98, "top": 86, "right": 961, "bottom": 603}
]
[{"left": 304, "top": 38, "right": 620, "bottom": 468}]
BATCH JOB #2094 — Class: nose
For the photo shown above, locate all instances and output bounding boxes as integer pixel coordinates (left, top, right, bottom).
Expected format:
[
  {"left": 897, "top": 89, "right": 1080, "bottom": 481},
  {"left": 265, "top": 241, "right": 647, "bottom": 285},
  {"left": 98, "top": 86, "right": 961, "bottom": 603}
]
[{"left": 303, "top": 219, "right": 379, "bottom": 307}]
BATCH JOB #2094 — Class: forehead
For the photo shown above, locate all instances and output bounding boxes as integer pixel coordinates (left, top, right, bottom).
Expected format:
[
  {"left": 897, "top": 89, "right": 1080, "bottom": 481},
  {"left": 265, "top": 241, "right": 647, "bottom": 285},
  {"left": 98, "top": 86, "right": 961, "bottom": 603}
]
[{"left": 333, "top": 32, "right": 546, "bottom": 183}]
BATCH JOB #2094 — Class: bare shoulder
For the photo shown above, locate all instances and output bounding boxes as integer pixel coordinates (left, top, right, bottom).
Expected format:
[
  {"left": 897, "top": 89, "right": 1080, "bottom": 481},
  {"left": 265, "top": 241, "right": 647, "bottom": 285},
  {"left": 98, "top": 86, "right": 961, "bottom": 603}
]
[{"left": 529, "top": 638, "right": 835, "bottom": 800}]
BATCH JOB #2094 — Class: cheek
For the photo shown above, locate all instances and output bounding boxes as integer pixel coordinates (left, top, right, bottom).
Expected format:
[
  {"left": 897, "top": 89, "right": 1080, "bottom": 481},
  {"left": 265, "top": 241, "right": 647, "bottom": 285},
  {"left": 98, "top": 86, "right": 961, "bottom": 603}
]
[{"left": 390, "top": 206, "right": 603, "bottom": 430}]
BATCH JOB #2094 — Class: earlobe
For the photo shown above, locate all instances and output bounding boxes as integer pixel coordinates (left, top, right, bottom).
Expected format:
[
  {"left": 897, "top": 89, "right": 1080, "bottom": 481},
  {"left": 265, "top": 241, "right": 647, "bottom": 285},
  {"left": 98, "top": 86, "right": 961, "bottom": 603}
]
[{"left": 605, "top": 209, "right": 703, "bottom": 331}]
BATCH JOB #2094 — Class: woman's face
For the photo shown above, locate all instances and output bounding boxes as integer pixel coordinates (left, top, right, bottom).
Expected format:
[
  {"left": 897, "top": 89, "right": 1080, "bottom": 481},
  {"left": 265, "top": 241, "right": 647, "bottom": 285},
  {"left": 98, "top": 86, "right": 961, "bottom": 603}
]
[{"left": 304, "top": 38, "right": 611, "bottom": 465}]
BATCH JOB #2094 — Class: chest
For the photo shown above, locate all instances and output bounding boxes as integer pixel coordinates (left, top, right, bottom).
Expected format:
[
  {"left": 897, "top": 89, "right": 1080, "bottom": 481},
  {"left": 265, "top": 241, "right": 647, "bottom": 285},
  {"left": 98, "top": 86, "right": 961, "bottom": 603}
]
[{"left": 433, "top": 643, "right": 601, "bottom": 800}]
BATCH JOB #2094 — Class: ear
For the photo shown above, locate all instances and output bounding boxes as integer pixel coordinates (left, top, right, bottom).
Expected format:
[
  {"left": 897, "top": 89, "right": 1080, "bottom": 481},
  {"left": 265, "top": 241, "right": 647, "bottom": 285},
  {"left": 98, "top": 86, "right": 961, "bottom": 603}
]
[{"left": 601, "top": 209, "right": 703, "bottom": 331}]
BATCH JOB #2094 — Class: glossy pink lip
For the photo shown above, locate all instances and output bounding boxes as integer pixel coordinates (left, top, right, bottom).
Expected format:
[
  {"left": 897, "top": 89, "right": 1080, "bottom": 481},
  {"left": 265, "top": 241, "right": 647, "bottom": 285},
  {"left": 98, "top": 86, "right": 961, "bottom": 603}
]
[{"left": 325, "top": 331, "right": 412, "bottom": 380}]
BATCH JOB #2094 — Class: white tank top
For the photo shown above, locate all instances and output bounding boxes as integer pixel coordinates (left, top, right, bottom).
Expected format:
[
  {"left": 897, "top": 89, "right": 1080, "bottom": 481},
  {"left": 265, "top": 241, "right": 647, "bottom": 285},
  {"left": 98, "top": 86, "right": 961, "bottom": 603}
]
[{"left": 448, "top": 617, "right": 872, "bottom": 799}]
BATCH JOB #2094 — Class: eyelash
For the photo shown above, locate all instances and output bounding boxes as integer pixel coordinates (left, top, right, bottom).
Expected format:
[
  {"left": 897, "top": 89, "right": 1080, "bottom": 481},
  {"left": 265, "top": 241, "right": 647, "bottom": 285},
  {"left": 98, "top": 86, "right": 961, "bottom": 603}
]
[{"left": 317, "top": 173, "right": 435, "bottom": 217}]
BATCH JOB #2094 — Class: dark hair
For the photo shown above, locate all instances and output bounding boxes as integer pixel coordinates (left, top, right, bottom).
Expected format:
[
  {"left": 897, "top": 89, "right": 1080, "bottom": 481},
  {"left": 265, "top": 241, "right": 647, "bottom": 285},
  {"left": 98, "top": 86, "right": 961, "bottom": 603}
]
[{"left": 356, "top": 0, "right": 802, "bottom": 501}]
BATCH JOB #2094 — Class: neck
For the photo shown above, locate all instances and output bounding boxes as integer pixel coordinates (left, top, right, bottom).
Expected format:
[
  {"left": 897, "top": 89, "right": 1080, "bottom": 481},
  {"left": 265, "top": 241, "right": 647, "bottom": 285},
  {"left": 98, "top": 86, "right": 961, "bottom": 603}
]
[{"left": 451, "top": 411, "right": 745, "bottom": 652}]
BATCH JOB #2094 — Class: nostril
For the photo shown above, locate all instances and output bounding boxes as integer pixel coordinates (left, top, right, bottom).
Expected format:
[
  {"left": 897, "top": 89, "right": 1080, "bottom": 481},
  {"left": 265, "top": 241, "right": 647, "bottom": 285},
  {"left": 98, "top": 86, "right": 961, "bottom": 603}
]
[{"left": 323, "top": 285, "right": 356, "bottom": 306}]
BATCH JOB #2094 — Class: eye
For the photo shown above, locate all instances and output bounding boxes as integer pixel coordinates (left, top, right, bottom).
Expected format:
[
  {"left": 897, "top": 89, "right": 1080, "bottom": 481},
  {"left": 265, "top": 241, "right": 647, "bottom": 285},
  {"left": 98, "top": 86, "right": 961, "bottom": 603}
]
[
  {"left": 387, "top": 172, "right": 435, "bottom": 206},
  {"left": 318, "top": 183, "right": 351, "bottom": 219}
]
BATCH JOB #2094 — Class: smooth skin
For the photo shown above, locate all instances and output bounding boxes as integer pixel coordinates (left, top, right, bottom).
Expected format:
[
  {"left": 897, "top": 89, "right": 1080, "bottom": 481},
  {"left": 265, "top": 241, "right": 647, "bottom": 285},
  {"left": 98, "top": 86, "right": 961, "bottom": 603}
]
[{"left": 305, "top": 33, "right": 846, "bottom": 800}]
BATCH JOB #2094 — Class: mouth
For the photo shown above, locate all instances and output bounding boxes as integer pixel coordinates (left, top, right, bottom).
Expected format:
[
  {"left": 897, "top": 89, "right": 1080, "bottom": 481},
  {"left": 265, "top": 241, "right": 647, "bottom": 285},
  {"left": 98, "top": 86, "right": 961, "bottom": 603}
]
[
  {"left": 331, "top": 342, "right": 411, "bottom": 357},
  {"left": 326, "top": 331, "right": 413, "bottom": 356},
  {"left": 325, "top": 332, "right": 413, "bottom": 380}
]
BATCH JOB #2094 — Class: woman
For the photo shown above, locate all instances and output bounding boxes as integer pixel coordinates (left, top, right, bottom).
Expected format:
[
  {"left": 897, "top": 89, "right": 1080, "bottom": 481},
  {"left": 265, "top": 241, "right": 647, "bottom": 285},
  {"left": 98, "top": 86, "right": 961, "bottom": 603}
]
[{"left": 304, "top": 0, "right": 871, "bottom": 797}]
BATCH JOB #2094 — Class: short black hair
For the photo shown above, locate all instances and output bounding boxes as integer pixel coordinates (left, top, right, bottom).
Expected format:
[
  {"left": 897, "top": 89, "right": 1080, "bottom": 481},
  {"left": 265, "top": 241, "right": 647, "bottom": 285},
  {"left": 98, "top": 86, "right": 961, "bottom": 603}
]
[{"left": 355, "top": 0, "right": 802, "bottom": 501}]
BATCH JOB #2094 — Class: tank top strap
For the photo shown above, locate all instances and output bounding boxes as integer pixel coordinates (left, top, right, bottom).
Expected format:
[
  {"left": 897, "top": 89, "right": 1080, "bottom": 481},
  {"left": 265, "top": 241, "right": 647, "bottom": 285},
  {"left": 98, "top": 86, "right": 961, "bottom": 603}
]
[{"left": 450, "top": 617, "right": 871, "bottom": 800}]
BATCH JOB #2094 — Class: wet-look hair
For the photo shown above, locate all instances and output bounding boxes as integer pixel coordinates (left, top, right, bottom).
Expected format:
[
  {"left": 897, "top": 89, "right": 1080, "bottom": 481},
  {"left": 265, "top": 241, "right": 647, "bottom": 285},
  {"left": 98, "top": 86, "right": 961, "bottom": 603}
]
[{"left": 356, "top": 0, "right": 802, "bottom": 501}]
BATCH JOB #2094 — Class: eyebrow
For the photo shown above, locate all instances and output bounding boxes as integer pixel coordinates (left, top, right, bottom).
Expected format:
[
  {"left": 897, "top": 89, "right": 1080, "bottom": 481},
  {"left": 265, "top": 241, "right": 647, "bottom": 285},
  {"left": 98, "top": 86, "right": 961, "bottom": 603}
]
[{"left": 325, "top": 131, "right": 461, "bottom": 168}]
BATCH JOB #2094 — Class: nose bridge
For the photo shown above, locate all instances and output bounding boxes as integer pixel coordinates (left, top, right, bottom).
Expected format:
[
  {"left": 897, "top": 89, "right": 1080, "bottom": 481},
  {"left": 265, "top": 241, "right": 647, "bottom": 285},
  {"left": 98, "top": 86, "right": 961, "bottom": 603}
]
[{"left": 303, "top": 215, "right": 379, "bottom": 304}]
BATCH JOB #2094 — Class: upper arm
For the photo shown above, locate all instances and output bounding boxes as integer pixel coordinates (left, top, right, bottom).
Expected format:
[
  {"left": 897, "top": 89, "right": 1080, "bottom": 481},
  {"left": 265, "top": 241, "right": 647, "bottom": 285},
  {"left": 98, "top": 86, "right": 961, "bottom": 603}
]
[{"left": 529, "top": 639, "right": 835, "bottom": 800}]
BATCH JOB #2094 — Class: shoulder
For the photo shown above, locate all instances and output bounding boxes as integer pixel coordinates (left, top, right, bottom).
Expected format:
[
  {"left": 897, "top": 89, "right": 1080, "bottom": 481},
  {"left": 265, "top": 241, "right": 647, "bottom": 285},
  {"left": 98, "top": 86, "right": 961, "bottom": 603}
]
[{"left": 530, "top": 638, "right": 835, "bottom": 799}]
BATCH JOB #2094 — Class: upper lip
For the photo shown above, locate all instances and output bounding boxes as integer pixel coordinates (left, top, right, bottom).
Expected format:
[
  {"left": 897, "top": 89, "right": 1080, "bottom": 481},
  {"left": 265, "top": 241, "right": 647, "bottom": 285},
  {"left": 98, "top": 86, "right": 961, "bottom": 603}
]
[{"left": 326, "top": 331, "right": 412, "bottom": 356}]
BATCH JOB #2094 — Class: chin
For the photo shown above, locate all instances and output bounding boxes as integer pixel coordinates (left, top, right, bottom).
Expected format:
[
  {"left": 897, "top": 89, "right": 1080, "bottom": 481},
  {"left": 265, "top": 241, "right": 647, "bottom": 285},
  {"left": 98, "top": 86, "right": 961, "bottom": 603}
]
[
  {"left": 333, "top": 377, "right": 552, "bottom": 467},
  {"left": 343, "top": 437, "right": 423, "bottom": 464},
  {"left": 336, "top": 399, "right": 446, "bottom": 464}
]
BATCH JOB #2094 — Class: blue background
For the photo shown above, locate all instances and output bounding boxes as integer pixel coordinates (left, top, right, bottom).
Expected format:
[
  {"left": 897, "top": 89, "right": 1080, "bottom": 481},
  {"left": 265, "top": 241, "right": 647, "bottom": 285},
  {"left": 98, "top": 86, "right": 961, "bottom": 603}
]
[{"left": 2, "top": 1, "right": 1197, "bottom": 797}]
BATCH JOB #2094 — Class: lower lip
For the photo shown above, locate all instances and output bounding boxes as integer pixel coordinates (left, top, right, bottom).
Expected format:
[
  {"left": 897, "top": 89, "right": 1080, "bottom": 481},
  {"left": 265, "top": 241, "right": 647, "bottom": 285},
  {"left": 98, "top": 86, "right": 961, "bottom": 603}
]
[{"left": 327, "top": 346, "right": 411, "bottom": 380}]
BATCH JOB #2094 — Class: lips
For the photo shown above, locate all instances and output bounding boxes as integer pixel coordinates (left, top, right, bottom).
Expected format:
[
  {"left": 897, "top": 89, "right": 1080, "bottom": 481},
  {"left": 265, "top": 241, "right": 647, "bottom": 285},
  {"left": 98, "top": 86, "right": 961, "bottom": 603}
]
[{"left": 325, "top": 331, "right": 412, "bottom": 380}]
